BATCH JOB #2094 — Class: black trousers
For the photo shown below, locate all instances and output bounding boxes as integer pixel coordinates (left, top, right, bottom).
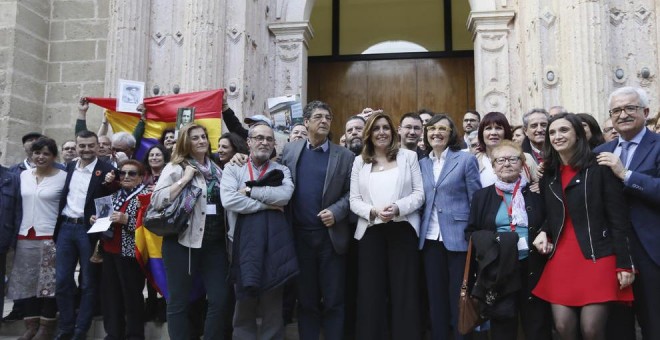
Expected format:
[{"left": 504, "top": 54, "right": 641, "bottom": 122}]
[
  {"left": 356, "top": 221, "right": 421, "bottom": 340},
  {"left": 101, "top": 253, "right": 146, "bottom": 340},
  {"left": 631, "top": 232, "right": 660, "bottom": 339},
  {"left": 489, "top": 259, "right": 552, "bottom": 340}
]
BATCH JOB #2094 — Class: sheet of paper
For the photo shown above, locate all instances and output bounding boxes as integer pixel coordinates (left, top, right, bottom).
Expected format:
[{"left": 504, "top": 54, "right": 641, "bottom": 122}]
[
  {"left": 206, "top": 204, "right": 217, "bottom": 215},
  {"left": 517, "top": 237, "right": 529, "bottom": 251},
  {"left": 87, "top": 217, "right": 112, "bottom": 233}
]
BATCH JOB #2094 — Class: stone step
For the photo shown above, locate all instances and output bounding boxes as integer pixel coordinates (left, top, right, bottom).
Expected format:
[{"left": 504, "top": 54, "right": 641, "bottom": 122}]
[{"left": 0, "top": 319, "right": 170, "bottom": 340}]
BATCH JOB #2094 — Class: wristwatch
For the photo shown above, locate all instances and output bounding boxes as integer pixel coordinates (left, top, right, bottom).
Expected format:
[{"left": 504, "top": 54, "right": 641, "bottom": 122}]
[{"left": 245, "top": 187, "right": 251, "bottom": 197}]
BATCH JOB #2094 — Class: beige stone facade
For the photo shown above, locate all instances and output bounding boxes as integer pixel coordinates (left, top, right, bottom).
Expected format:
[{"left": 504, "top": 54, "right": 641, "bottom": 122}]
[{"left": 1, "top": 0, "right": 659, "bottom": 164}]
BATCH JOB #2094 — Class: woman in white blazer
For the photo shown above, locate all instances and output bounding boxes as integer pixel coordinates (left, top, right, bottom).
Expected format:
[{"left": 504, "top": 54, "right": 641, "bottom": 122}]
[{"left": 349, "top": 111, "right": 425, "bottom": 340}]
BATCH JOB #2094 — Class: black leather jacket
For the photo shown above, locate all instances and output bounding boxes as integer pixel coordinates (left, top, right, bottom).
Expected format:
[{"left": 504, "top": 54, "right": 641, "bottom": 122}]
[{"left": 540, "top": 163, "right": 634, "bottom": 269}]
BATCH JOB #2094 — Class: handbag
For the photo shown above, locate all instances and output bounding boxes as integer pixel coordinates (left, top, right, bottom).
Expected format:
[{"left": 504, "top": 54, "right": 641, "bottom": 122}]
[
  {"left": 458, "top": 237, "right": 485, "bottom": 335},
  {"left": 143, "top": 175, "right": 202, "bottom": 237}
]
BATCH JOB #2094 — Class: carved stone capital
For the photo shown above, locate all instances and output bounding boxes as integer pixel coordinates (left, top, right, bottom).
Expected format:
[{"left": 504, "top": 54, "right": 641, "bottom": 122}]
[
  {"left": 268, "top": 21, "right": 314, "bottom": 48},
  {"left": 468, "top": 10, "right": 515, "bottom": 40}
]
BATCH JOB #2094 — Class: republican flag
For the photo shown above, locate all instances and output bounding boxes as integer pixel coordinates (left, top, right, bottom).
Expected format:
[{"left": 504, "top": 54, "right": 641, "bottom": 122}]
[
  {"left": 134, "top": 193, "right": 169, "bottom": 297},
  {"left": 87, "top": 89, "right": 223, "bottom": 160}
]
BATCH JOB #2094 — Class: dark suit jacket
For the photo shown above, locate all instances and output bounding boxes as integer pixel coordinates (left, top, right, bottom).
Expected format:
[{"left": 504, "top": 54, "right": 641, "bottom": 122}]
[
  {"left": 280, "top": 140, "right": 355, "bottom": 255},
  {"left": 0, "top": 166, "right": 21, "bottom": 253},
  {"left": 594, "top": 129, "right": 660, "bottom": 265},
  {"left": 53, "top": 159, "right": 118, "bottom": 243}
]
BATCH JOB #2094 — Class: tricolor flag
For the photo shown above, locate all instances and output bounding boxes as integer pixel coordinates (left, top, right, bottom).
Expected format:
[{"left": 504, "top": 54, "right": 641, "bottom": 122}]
[
  {"left": 87, "top": 89, "right": 223, "bottom": 160},
  {"left": 134, "top": 193, "right": 169, "bottom": 297}
]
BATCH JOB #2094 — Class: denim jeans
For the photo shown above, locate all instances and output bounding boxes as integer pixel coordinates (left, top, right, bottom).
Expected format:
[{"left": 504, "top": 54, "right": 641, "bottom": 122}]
[
  {"left": 55, "top": 222, "right": 97, "bottom": 334},
  {"left": 162, "top": 236, "right": 229, "bottom": 340}
]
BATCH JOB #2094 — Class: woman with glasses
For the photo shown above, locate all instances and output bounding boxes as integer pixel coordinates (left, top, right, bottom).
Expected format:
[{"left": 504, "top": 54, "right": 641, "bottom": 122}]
[
  {"left": 465, "top": 140, "right": 552, "bottom": 340},
  {"left": 476, "top": 112, "right": 538, "bottom": 187},
  {"left": 532, "top": 113, "right": 634, "bottom": 340},
  {"left": 349, "top": 111, "right": 425, "bottom": 340},
  {"left": 90, "top": 159, "right": 149, "bottom": 339},
  {"left": 419, "top": 114, "right": 481, "bottom": 340},
  {"left": 151, "top": 124, "right": 229, "bottom": 339},
  {"left": 8, "top": 137, "right": 66, "bottom": 340}
]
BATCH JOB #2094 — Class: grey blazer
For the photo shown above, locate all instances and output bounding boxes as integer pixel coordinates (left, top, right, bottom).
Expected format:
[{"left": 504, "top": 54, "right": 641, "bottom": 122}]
[{"left": 280, "top": 140, "right": 356, "bottom": 255}]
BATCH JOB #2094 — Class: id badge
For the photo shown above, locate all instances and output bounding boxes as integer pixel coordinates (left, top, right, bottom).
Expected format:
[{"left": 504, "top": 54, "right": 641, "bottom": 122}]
[
  {"left": 205, "top": 204, "right": 217, "bottom": 215},
  {"left": 517, "top": 237, "right": 529, "bottom": 251}
]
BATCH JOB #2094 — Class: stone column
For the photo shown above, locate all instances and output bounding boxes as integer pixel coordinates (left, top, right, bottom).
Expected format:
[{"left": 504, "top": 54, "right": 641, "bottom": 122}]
[
  {"left": 268, "top": 22, "right": 313, "bottom": 104},
  {"left": 104, "top": 0, "right": 151, "bottom": 96},
  {"left": 557, "top": 1, "right": 610, "bottom": 117},
  {"left": 180, "top": 0, "right": 226, "bottom": 92},
  {"left": 468, "top": 11, "right": 515, "bottom": 119}
]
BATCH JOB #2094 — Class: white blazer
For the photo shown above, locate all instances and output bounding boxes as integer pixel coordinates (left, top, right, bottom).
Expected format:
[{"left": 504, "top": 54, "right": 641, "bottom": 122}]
[{"left": 349, "top": 149, "right": 425, "bottom": 240}]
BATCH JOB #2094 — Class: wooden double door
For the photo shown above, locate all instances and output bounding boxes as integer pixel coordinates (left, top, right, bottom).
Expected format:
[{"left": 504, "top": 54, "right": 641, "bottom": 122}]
[{"left": 308, "top": 57, "right": 476, "bottom": 142}]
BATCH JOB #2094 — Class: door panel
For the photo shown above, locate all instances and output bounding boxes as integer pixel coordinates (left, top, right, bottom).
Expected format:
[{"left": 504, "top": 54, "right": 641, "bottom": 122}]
[{"left": 308, "top": 57, "right": 475, "bottom": 143}]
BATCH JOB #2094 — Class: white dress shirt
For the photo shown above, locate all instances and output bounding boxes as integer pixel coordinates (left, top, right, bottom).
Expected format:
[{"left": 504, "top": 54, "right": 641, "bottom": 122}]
[
  {"left": 62, "top": 158, "right": 98, "bottom": 218},
  {"left": 20, "top": 169, "right": 67, "bottom": 236},
  {"left": 615, "top": 128, "right": 646, "bottom": 183},
  {"left": 425, "top": 149, "right": 447, "bottom": 241}
]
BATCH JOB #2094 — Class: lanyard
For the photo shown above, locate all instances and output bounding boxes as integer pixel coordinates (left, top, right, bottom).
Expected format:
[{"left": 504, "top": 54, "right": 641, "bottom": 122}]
[
  {"left": 247, "top": 158, "right": 269, "bottom": 181},
  {"left": 495, "top": 179, "right": 521, "bottom": 232}
]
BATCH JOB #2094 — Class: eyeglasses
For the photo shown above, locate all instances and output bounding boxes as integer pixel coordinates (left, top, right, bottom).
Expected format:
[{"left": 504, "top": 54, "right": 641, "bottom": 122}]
[
  {"left": 63, "top": 147, "right": 76, "bottom": 151},
  {"left": 401, "top": 125, "right": 422, "bottom": 131},
  {"left": 249, "top": 135, "right": 275, "bottom": 143},
  {"left": 463, "top": 118, "right": 478, "bottom": 123},
  {"left": 609, "top": 105, "right": 643, "bottom": 117},
  {"left": 493, "top": 156, "right": 521, "bottom": 165},
  {"left": 112, "top": 147, "right": 129, "bottom": 153},
  {"left": 427, "top": 126, "right": 452, "bottom": 134},
  {"left": 118, "top": 170, "right": 139, "bottom": 177},
  {"left": 603, "top": 127, "right": 615, "bottom": 133},
  {"left": 469, "top": 143, "right": 480, "bottom": 149}
]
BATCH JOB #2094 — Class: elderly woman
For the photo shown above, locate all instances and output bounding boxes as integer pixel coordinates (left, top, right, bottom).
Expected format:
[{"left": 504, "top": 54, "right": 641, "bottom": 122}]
[
  {"left": 476, "top": 112, "right": 538, "bottom": 187},
  {"left": 349, "top": 112, "right": 425, "bottom": 340},
  {"left": 465, "top": 140, "right": 552, "bottom": 340},
  {"left": 8, "top": 137, "right": 67, "bottom": 340},
  {"left": 90, "top": 159, "right": 150, "bottom": 339},
  {"left": 532, "top": 113, "right": 634, "bottom": 340},
  {"left": 151, "top": 124, "right": 229, "bottom": 339},
  {"left": 419, "top": 114, "right": 481, "bottom": 340}
]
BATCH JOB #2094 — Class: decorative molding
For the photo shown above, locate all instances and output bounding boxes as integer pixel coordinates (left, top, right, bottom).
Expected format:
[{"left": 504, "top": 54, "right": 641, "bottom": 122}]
[
  {"left": 277, "top": 43, "right": 301, "bottom": 62},
  {"left": 227, "top": 27, "right": 243, "bottom": 44},
  {"left": 481, "top": 33, "right": 506, "bottom": 52},
  {"left": 152, "top": 32, "right": 166, "bottom": 46},
  {"left": 173, "top": 30, "right": 184, "bottom": 45},
  {"left": 609, "top": 7, "right": 624, "bottom": 26},
  {"left": 540, "top": 7, "right": 556, "bottom": 28},
  {"left": 542, "top": 66, "right": 559, "bottom": 88},
  {"left": 268, "top": 21, "right": 314, "bottom": 47},
  {"left": 612, "top": 65, "right": 627, "bottom": 84},
  {"left": 483, "top": 89, "right": 507, "bottom": 111},
  {"left": 634, "top": 6, "right": 651, "bottom": 25},
  {"left": 467, "top": 10, "right": 515, "bottom": 40}
]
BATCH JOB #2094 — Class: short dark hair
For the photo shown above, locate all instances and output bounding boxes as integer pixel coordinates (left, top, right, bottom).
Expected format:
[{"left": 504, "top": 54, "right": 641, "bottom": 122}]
[
  {"left": 345, "top": 115, "right": 366, "bottom": 126},
  {"left": 303, "top": 100, "right": 332, "bottom": 120},
  {"left": 76, "top": 130, "right": 98, "bottom": 142},
  {"left": 477, "top": 112, "right": 513, "bottom": 151},
  {"left": 31, "top": 137, "right": 58, "bottom": 157},
  {"left": 543, "top": 113, "right": 595, "bottom": 175},
  {"left": 417, "top": 109, "right": 435, "bottom": 116},
  {"left": 399, "top": 112, "right": 422, "bottom": 125},
  {"left": 465, "top": 110, "right": 481, "bottom": 121},
  {"left": 142, "top": 144, "right": 171, "bottom": 175},
  {"left": 159, "top": 128, "right": 175, "bottom": 145},
  {"left": 423, "top": 114, "right": 462, "bottom": 152}
]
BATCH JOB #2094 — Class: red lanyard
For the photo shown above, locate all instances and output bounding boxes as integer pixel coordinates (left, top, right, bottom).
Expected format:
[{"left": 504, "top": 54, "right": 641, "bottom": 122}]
[
  {"left": 495, "top": 179, "right": 521, "bottom": 232},
  {"left": 247, "top": 158, "right": 269, "bottom": 181}
]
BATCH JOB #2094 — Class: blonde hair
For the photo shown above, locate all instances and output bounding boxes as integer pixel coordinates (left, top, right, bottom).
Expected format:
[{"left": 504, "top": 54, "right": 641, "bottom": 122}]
[
  {"left": 170, "top": 124, "right": 209, "bottom": 165},
  {"left": 491, "top": 140, "right": 526, "bottom": 167}
]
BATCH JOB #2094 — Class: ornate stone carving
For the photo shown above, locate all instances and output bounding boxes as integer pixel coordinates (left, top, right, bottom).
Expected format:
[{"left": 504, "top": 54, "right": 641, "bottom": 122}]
[
  {"left": 152, "top": 32, "right": 166, "bottom": 46},
  {"left": 612, "top": 65, "right": 628, "bottom": 84},
  {"left": 173, "top": 31, "right": 184, "bottom": 45},
  {"left": 634, "top": 6, "right": 651, "bottom": 25},
  {"left": 278, "top": 44, "right": 300, "bottom": 62},
  {"left": 609, "top": 7, "right": 624, "bottom": 26},
  {"left": 540, "top": 7, "right": 556, "bottom": 27},
  {"left": 483, "top": 89, "right": 507, "bottom": 111},
  {"left": 481, "top": 33, "right": 506, "bottom": 52},
  {"left": 227, "top": 27, "right": 242, "bottom": 44},
  {"left": 542, "top": 66, "right": 559, "bottom": 88}
]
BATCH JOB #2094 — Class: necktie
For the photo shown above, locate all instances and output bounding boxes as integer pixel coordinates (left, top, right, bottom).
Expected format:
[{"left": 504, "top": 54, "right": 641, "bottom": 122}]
[{"left": 619, "top": 141, "right": 635, "bottom": 167}]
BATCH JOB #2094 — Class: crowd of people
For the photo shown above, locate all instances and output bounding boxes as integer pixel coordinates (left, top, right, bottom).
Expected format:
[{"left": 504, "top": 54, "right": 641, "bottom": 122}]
[{"left": 0, "top": 85, "right": 658, "bottom": 340}]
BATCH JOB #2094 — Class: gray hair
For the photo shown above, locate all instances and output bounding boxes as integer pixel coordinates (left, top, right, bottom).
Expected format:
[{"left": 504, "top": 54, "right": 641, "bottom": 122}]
[
  {"left": 522, "top": 108, "right": 549, "bottom": 128},
  {"left": 467, "top": 130, "right": 479, "bottom": 140},
  {"left": 111, "top": 132, "right": 136, "bottom": 148},
  {"left": 247, "top": 122, "right": 273, "bottom": 137},
  {"left": 549, "top": 105, "right": 567, "bottom": 114},
  {"left": 608, "top": 86, "right": 649, "bottom": 108}
]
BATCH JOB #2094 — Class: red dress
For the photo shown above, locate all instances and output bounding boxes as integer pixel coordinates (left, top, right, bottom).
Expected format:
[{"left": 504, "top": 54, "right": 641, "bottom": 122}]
[{"left": 532, "top": 165, "right": 633, "bottom": 306}]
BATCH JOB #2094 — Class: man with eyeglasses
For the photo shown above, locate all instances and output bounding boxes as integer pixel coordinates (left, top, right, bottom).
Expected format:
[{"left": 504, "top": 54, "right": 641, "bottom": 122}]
[
  {"left": 602, "top": 117, "right": 619, "bottom": 142},
  {"left": 398, "top": 112, "right": 427, "bottom": 159},
  {"left": 221, "top": 122, "right": 295, "bottom": 339},
  {"left": 521, "top": 108, "right": 549, "bottom": 164},
  {"left": 594, "top": 86, "right": 660, "bottom": 340},
  {"left": 61, "top": 140, "right": 78, "bottom": 164},
  {"left": 462, "top": 110, "right": 481, "bottom": 148},
  {"left": 280, "top": 100, "right": 355, "bottom": 340},
  {"left": 53, "top": 130, "right": 118, "bottom": 340}
]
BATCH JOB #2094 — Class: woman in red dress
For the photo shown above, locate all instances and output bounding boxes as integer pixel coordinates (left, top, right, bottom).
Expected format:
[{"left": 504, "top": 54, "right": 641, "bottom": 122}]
[{"left": 532, "top": 113, "right": 635, "bottom": 340}]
